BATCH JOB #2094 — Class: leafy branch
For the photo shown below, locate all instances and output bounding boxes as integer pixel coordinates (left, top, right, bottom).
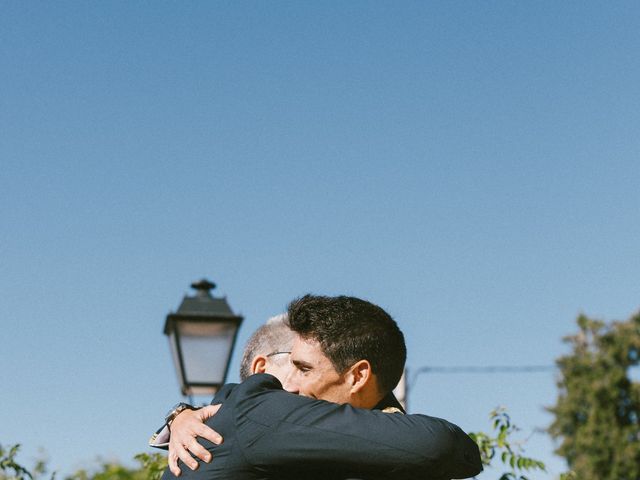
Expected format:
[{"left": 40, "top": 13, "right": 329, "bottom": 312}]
[{"left": 469, "top": 407, "right": 546, "bottom": 480}]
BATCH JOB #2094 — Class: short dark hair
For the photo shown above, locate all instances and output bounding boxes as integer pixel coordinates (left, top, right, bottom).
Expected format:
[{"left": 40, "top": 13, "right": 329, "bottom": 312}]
[{"left": 287, "top": 294, "right": 406, "bottom": 395}]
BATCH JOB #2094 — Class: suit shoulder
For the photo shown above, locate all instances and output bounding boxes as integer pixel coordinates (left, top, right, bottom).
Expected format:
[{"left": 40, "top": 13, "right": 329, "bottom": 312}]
[
  {"left": 236, "top": 373, "right": 283, "bottom": 395},
  {"left": 210, "top": 383, "right": 237, "bottom": 404}
]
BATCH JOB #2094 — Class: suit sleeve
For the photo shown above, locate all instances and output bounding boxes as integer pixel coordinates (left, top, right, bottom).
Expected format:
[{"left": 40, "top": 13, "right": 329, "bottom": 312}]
[{"left": 235, "top": 375, "right": 482, "bottom": 479}]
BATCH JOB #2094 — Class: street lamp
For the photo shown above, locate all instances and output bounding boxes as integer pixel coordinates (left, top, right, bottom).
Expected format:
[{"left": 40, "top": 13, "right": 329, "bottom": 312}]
[{"left": 164, "top": 278, "right": 243, "bottom": 398}]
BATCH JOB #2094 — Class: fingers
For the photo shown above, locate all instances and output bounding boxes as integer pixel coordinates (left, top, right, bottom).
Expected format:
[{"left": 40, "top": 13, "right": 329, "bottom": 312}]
[
  {"left": 176, "top": 442, "right": 199, "bottom": 472},
  {"left": 196, "top": 404, "right": 223, "bottom": 445},
  {"left": 184, "top": 437, "right": 212, "bottom": 463},
  {"left": 198, "top": 404, "right": 222, "bottom": 421},
  {"left": 168, "top": 439, "right": 199, "bottom": 474},
  {"left": 168, "top": 450, "right": 182, "bottom": 477},
  {"left": 193, "top": 422, "right": 223, "bottom": 446},
  {"left": 174, "top": 407, "right": 223, "bottom": 446},
  {"left": 167, "top": 404, "right": 224, "bottom": 474}
]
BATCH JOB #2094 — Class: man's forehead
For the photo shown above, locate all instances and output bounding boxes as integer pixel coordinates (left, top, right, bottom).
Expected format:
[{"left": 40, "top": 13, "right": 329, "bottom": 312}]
[
  {"left": 291, "top": 334, "right": 320, "bottom": 352},
  {"left": 291, "top": 336, "right": 328, "bottom": 362}
]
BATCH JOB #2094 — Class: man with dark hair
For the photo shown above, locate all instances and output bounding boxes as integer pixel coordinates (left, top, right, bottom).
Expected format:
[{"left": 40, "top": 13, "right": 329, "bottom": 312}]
[
  {"left": 158, "top": 295, "right": 482, "bottom": 480},
  {"left": 285, "top": 294, "right": 406, "bottom": 408}
]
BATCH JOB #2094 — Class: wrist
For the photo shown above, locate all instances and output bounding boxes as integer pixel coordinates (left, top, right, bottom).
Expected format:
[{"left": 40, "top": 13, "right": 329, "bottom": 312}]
[{"left": 164, "top": 402, "right": 196, "bottom": 428}]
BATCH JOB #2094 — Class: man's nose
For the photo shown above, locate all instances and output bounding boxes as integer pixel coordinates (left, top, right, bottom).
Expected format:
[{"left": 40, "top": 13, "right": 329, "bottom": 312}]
[{"left": 282, "top": 369, "right": 299, "bottom": 394}]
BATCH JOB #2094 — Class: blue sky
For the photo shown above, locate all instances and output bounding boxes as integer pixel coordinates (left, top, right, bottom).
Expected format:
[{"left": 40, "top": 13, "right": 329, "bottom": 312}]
[{"left": 2, "top": 2, "right": 639, "bottom": 478}]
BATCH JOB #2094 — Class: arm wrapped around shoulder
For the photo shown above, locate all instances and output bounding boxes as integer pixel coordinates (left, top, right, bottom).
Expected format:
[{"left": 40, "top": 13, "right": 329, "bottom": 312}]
[
  {"left": 237, "top": 382, "right": 483, "bottom": 479},
  {"left": 414, "top": 414, "right": 483, "bottom": 479},
  {"left": 365, "top": 411, "right": 482, "bottom": 479}
]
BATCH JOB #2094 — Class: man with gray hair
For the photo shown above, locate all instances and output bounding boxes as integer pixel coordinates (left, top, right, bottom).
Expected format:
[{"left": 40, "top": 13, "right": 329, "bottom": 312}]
[
  {"left": 238, "top": 314, "right": 293, "bottom": 382},
  {"left": 151, "top": 315, "right": 294, "bottom": 451}
]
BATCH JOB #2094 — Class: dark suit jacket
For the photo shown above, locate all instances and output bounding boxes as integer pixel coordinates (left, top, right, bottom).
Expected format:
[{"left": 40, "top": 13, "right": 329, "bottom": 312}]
[{"left": 161, "top": 374, "right": 481, "bottom": 480}]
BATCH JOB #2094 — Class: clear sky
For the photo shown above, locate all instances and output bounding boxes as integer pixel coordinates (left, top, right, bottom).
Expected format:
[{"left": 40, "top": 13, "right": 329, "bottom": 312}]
[{"left": 2, "top": 2, "right": 639, "bottom": 479}]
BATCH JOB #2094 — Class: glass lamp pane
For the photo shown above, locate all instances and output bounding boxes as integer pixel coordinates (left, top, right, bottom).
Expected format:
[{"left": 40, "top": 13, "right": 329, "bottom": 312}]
[
  {"left": 167, "top": 331, "right": 185, "bottom": 391},
  {"left": 177, "top": 320, "right": 237, "bottom": 386}
]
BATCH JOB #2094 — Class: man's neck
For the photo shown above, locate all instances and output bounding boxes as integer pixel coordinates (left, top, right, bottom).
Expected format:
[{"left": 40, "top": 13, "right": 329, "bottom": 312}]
[{"left": 373, "top": 391, "right": 405, "bottom": 413}]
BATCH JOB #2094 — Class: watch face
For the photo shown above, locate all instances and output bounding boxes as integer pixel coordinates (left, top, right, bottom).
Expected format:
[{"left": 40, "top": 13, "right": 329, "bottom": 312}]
[{"left": 165, "top": 402, "right": 187, "bottom": 421}]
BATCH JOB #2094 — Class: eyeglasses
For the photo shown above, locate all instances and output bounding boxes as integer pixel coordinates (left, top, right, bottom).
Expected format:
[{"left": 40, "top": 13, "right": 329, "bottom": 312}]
[{"left": 266, "top": 351, "right": 291, "bottom": 357}]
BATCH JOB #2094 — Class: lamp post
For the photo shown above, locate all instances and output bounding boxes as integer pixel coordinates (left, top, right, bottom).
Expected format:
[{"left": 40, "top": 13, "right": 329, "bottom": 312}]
[{"left": 164, "top": 278, "right": 243, "bottom": 399}]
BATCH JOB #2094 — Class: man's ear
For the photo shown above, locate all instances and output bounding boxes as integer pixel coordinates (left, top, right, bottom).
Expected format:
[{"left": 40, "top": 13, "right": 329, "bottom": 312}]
[
  {"left": 348, "top": 359, "right": 372, "bottom": 394},
  {"left": 251, "top": 355, "right": 268, "bottom": 375}
]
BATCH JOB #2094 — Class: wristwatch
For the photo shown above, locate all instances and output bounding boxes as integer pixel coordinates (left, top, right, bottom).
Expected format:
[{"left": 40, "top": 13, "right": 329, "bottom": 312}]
[{"left": 164, "top": 402, "right": 195, "bottom": 427}]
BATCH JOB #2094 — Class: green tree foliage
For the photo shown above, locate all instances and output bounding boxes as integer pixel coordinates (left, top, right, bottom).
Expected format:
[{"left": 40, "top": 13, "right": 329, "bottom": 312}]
[
  {"left": 548, "top": 312, "right": 640, "bottom": 480},
  {"left": 64, "top": 453, "right": 166, "bottom": 480},
  {"left": 0, "top": 444, "right": 50, "bottom": 480},
  {"left": 64, "top": 463, "right": 133, "bottom": 480},
  {"left": 0, "top": 444, "right": 42, "bottom": 480},
  {"left": 0, "top": 444, "right": 166, "bottom": 480},
  {"left": 469, "top": 407, "right": 546, "bottom": 480}
]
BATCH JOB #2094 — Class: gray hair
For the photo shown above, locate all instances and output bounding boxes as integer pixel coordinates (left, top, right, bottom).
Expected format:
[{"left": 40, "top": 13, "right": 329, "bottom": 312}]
[{"left": 239, "top": 314, "right": 294, "bottom": 380}]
